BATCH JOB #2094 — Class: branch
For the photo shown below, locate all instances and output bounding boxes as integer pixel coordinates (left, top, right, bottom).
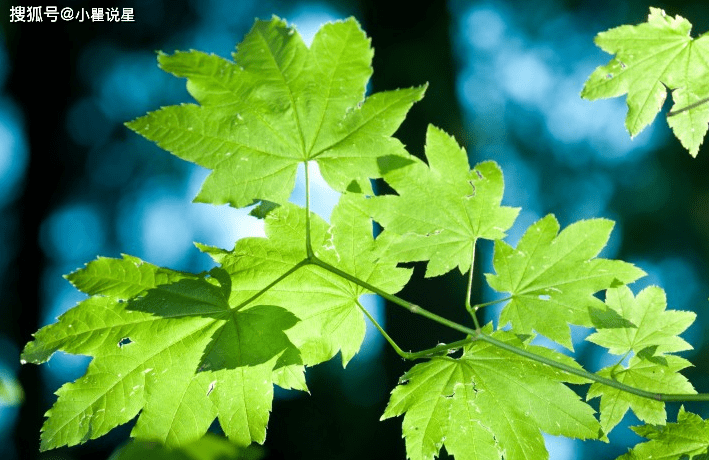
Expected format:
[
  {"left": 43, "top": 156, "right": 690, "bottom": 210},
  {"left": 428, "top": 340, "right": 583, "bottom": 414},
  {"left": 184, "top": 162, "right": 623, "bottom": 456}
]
[
  {"left": 477, "top": 333, "right": 708, "bottom": 402},
  {"left": 310, "top": 254, "right": 709, "bottom": 403}
]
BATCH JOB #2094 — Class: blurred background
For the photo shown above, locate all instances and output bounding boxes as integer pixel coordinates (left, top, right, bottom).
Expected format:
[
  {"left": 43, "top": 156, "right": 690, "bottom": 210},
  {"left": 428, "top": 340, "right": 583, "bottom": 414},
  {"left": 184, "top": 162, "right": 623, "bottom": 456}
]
[{"left": 1, "top": 0, "right": 708, "bottom": 459}]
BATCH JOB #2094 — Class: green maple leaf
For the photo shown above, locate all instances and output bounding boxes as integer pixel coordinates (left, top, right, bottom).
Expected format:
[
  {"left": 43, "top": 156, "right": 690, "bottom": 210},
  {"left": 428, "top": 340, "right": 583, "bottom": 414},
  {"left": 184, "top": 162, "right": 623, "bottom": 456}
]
[
  {"left": 368, "top": 124, "right": 519, "bottom": 277},
  {"left": 22, "top": 255, "right": 305, "bottom": 451},
  {"left": 588, "top": 356, "right": 695, "bottom": 435},
  {"left": 485, "top": 215, "right": 645, "bottom": 349},
  {"left": 126, "top": 16, "right": 425, "bottom": 208},
  {"left": 587, "top": 285, "right": 696, "bottom": 356},
  {"left": 618, "top": 407, "right": 709, "bottom": 460},
  {"left": 381, "top": 329, "right": 600, "bottom": 460},
  {"left": 586, "top": 285, "right": 696, "bottom": 434},
  {"left": 581, "top": 7, "right": 709, "bottom": 156},
  {"left": 199, "top": 194, "right": 412, "bottom": 366}
]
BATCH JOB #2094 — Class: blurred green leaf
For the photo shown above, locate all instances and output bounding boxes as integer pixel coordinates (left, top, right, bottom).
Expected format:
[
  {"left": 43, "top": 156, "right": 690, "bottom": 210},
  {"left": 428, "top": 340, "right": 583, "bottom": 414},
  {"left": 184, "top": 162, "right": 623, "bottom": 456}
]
[
  {"left": 109, "top": 433, "right": 264, "bottom": 460},
  {"left": 0, "top": 375, "right": 23, "bottom": 406}
]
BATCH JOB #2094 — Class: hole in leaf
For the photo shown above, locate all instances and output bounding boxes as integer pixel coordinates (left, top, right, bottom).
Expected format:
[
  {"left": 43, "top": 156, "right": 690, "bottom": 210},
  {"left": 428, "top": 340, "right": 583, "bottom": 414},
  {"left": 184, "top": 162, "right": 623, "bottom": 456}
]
[
  {"left": 118, "top": 337, "right": 133, "bottom": 348},
  {"left": 447, "top": 347, "right": 464, "bottom": 359},
  {"left": 206, "top": 381, "right": 216, "bottom": 396},
  {"left": 466, "top": 180, "right": 476, "bottom": 198}
]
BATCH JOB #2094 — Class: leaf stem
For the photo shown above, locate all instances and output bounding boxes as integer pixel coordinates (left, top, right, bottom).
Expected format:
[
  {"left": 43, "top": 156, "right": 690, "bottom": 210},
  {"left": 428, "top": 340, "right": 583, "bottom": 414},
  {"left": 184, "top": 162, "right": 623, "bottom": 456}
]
[
  {"left": 464, "top": 244, "right": 481, "bottom": 329},
  {"left": 471, "top": 296, "right": 512, "bottom": 311},
  {"left": 610, "top": 351, "right": 631, "bottom": 379},
  {"left": 304, "top": 161, "right": 314, "bottom": 259},
  {"left": 355, "top": 298, "right": 475, "bottom": 360},
  {"left": 355, "top": 299, "right": 408, "bottom": 359}
]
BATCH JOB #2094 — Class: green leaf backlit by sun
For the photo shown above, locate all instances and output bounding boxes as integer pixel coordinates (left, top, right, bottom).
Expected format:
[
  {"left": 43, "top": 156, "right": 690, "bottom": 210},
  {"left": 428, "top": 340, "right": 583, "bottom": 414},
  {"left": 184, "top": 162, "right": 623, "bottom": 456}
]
[
  {"left": 382, "top": 328, "right": 600, "bottom": 460},
  {"left": 23, "top": 255, "right": 304, "bottom": 450},
  {"left": 619, "top": 407, "right": 709, "bottom": 460},
  {"left": 485, "top": 215, "right": 645, "bottom": 349},
  {"left": 582, "top": 7, "right": 709, "bottom": 156},
  {"left": 368, "top": 125, "right": 519, "bottom": 278},
  {"left": 126, "top": 16, "right": 424, "bottom": 208}
]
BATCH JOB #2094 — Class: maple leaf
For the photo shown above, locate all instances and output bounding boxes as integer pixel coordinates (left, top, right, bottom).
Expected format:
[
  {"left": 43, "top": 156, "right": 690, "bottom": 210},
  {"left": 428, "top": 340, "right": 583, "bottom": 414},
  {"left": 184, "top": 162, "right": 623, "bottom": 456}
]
[
  {"left": 586, "top": 286, "right": 696, "bottom": 434},
  {"left": 126, "top": 17, "right": 425, "bottom": 208},
  {"left": 589, "top": 356, "right": 695, "bottom": 436},
  {"left": 485, "top": 215, "right": 645, "bottom": 349},
  {"left": 587, "top": 285, "right": 696, "bottom": 357},
  {"left": 581, "top": 7, "right": 709, "bottom": 156},
  {"left": 22, "top": 255, "right": 305, "bottom": 451},
  {"left": 368, "top": 125, "right": 519, "bottom": 277},
  {"left": 618, "top": 407, "right": 709, "bottom": 460},
  {"left": 199, "top": 194, "right": 412, "bottom": 366},
  {"left": 381, "top": 329, "right": 600, "bottom": 460}
]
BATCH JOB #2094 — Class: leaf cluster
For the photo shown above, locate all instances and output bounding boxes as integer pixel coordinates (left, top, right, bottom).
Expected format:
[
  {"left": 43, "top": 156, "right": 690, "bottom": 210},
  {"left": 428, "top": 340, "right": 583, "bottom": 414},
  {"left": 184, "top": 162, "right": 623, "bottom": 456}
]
[{"left": 22, "top": 11, "right": 709, "bottom": 460}]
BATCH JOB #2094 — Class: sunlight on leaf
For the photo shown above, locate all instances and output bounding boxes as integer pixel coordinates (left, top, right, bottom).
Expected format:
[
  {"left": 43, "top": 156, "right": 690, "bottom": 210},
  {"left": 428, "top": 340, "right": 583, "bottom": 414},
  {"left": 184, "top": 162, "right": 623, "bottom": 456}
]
[{"left": 582, "top": 7, "right": 709, "bottom": 156}]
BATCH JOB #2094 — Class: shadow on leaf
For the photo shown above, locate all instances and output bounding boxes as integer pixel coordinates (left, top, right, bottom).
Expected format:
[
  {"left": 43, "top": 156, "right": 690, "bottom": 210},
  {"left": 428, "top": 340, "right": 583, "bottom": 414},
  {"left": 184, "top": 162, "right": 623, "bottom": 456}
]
[{"left": 127, "top": 275, "right": 302, "bottom": 373}]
